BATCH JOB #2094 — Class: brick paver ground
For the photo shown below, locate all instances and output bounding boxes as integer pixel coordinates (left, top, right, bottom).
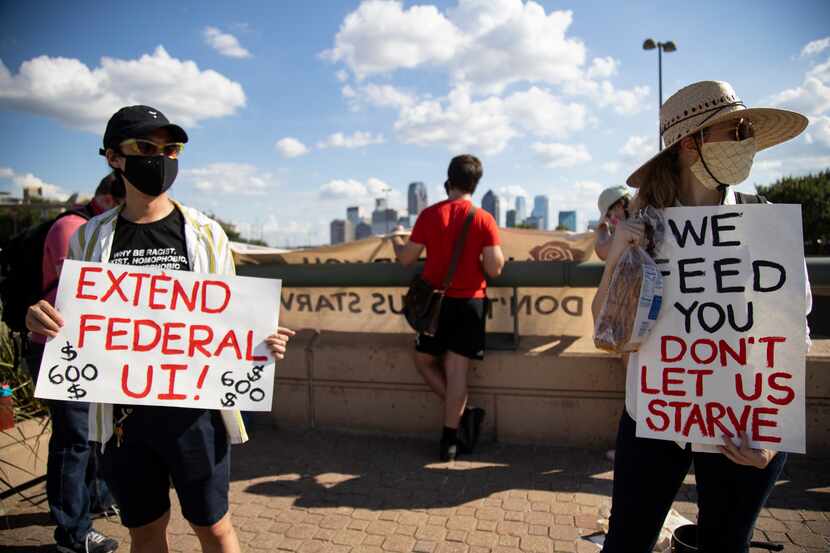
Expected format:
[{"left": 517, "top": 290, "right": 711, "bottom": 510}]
[{"left": 2, "top": 428, "right": 828, "bottom": 552}]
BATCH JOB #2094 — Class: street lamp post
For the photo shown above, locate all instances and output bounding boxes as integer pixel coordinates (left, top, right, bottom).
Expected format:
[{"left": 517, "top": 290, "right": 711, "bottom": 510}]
[{"left": 643, "top": 38, "right": 677, "bottom": 151}]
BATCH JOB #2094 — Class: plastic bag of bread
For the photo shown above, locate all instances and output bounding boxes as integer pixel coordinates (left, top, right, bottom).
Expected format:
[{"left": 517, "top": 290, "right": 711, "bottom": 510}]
[{"left": 594, "top": 207, "right": 665, "bottom": 353}]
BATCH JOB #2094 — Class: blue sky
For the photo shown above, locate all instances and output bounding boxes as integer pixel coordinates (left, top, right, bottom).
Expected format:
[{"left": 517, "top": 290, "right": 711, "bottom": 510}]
[{"left": 1, "top": 0, "right": 828, "bottom": 245}]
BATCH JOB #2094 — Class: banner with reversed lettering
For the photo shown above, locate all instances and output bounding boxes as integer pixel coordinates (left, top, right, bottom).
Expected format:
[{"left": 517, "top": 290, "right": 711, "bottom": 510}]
[{"left": 234, "top": 228, "right": 599, "bottom": 335}]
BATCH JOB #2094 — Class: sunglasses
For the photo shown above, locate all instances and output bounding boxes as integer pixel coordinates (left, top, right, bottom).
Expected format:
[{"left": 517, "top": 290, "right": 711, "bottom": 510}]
[
  {"left": 703, "top": 118, "right": 754, "bottom": 142},
  {"left": 119, "top": 138, "right": 185, "bottom": 159}
]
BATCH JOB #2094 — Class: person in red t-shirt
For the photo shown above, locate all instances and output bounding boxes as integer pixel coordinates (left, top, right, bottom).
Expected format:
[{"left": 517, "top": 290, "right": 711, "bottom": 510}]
[{"left": 393, "top": 154, "right": 504, "bottom": 461}]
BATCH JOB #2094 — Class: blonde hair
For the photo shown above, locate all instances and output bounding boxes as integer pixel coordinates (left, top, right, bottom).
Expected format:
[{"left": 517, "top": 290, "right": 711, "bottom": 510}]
[{"left": 635, "top": 145, "right": 681, "bottom": 209}]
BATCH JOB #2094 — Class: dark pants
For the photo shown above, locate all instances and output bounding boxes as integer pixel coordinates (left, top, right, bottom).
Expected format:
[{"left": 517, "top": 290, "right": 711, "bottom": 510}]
[
  {"left": 602, "top": 411, "right": 786, "bottom": 553},
  {"left": 24, "top": 343, "right": 114, "bottom": 546}
]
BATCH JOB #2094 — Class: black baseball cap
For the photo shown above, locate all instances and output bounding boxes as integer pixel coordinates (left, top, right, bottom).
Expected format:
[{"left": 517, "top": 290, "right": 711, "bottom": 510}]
[{"left": 99, "top": 105, "right": 188, "bottom": 154}]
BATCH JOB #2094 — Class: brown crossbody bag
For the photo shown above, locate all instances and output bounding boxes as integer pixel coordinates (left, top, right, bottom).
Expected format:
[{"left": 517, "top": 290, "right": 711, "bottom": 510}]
[{"left": 404, "top": 207, "right": 477, "bottom": 336}]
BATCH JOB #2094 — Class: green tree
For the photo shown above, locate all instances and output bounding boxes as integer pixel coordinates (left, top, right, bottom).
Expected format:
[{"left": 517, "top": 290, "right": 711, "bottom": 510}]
[
  {"left": 756, "top": 169, "right": 830, "bottom": 255},
  {"left": 0, "top": 198, "right": 66, "bottom": 248}
]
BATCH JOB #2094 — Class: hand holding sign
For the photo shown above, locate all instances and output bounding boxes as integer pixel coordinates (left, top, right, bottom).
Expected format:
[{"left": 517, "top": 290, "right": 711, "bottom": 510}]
[
  {"left": 34, "top": 260, "right": 283, "bottom": 411},
  {"left": 25, "top": 299, "right": 65, "bottom": 338}
]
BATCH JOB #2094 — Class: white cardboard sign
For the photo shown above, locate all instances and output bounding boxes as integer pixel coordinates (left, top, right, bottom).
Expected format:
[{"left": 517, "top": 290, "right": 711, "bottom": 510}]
[
  {"left": 35, "top": 260, "right": 281, "bottom": 411},
  {"left": 635, "top": 205, "right": 807, "bottom": 453}
]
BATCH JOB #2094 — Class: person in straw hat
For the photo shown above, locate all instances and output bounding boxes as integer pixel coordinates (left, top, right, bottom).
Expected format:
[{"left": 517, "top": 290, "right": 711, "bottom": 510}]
[
  {"left": 594, "top": 185, "right": 632, "bottom": 261},
  {"left": 592, "top": 80, "right": 812, "bottom": 553}
]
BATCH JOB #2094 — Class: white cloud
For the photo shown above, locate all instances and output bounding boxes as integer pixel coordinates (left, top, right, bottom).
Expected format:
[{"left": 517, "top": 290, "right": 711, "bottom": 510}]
[
  {"left": 448, "top": 2, "right": 586, "bottom": 94},
  {"left": 768, "top": 76, "right": 830, "bottom": 116},
  {"left": 317, "top": 131, "right": 385, "bottom": 149},
  {"left": 587, "top": 56, "right": 617, "bottom": 79},
  {"left": 620, "top": 135, "right": 657, "bottom": 162},
  {"left": 319, "top": 179, "right": 368, "bottom": 200},
  {"left": 531, "top": 142, "right": 591, "bottom": 168},
  {"left": 321, "top": 0, "right": 463, "bottom": 79},
  {"left": 0, "top": 47, "right": 246, "bottom": 132},
  {"left": 768, "top": 44, "right": 830, "bottom": 146},
  {"left": 360, "top": 84, "right": 416, "bottom": 108},
  {"left": 336, "top": 69, "right": 349, "bottom": 82},
  {"left": 542, "top": 179, "right": 605, "bottom": 228},
  {"left": 565, "top": 78, "right": 650, "bottom": 115},
  {"left": 318, "top": 177, "right": 401, "bottom": 212},
  {"left": 203, "top": 26, "right": 252, "bottom": 59},
  {"left": 394, "top": 85, "right": 517, "bottom": 154},
  {"left": 602, "top": 161, "right": 620, "bottom": 174},
  {"left": 750, "top": 154, "right": 830, "bottom": 184},
  {"left": 0, "top": 166, "right": 68, "bottom": 200},
  {"left": 275, "top": 137, "right": 309, "bottom": 158},
  {"left": 809, "top": 58, "right": 830, "bottom": 83},
  {"left": 324, "top": 0, "right": 647, "bottom": 114},
  {"left": 503, "top": 87, "right": 586, "bottom": 138},
  {"left": 181, "top": 163, "right": 277, "bottom": 195},
  {"left": 801, "top": 37, "right": 830, "bottom": 57},
  {"left": 388, "top": 85, "right": 587, "bottom": 155},
  {"left": 496, "top": 185, "right": 529, "bottom": 208},
  {"left": 323, "top": 1, "right": 650, "bottom": 156},
  {"left": 805, "top": 115, "right": 830, "bottom": 148}
]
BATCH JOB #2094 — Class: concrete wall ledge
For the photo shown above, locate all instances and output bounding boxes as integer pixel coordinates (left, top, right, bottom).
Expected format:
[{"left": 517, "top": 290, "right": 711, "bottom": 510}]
[{"left": 267, "top": 331, "right": 830, "bottom": 456}]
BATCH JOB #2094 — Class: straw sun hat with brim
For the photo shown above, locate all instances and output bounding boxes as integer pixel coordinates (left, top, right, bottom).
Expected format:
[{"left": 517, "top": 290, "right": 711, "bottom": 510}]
[{"left": 627, "top": 80, "right": 808, "bottom": 188}]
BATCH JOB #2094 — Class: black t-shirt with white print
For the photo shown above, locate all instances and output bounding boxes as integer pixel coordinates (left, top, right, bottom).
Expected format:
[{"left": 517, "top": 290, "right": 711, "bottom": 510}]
[
  {"left": 110, "top": 207, "right": 190, "bottom": 271},
  {"left": 110, "top": 206, "right": 205, "bottom": 438}
]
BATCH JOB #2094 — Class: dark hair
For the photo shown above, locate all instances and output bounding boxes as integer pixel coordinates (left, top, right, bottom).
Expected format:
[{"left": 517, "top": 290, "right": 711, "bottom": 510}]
[
  {"left": 636, "top": 145, "right": 680, "bottom": 209},
  {"left": 95, "top": 171, "right": 126, "bottom": 200},
  {"left": 608, "top": 196, "right": 630, "bottom": 218},
  {"left": 447, "top": 154, "right": 483, "bottom": 194}
]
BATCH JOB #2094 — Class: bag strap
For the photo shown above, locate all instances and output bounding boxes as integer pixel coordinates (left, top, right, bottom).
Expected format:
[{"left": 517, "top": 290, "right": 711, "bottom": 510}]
[
  {"left": 441, "top": 206, "right": 477, "bottom": 291},
  {"left": 734, "top": 192, "right": 767, "bottom": 204}
]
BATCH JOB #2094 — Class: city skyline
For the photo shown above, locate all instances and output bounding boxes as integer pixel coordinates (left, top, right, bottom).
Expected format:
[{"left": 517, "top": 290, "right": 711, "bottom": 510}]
[{"left": 329, "top": 183, "right": 594, "bottom": 244}]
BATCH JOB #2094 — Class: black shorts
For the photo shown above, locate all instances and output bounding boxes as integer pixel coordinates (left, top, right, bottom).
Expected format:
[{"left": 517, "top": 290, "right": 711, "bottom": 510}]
[
  {"left": 415, "top": 297, "right": 487, "bottom": 360},
  {"left": 101, "top": 408, "right": 230, "bottom": 528}
]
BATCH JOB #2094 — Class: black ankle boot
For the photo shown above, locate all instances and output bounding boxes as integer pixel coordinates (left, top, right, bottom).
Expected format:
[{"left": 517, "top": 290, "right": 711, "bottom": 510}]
[
  {"left": 458, "top": 407, "right": 486, "bottom": 454},
  {"left": 440, "top": 426, "right": 458, "bottom": 461}
]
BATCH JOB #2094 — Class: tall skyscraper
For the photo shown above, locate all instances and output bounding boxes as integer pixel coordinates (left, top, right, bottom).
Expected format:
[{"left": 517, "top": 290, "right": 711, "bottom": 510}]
[
  {"left": 355, "top": 221, "right": 373, "bottom": 240},
  {"left": 330, "top": 219, "right": 353, "bottom": 244},
  {"left": 506, "top": 209, "right": 517, "bottom": 228},
  {"left": 524, "top": 215, "right": 544, "bottom": 230},
  {"left": 532, "top": 195, "right": 550, "bottom": 230},
  {"left": 515, "top": 196, "right": 527, "bottom": 222},
  {"left": 346, "top": 206, "right": 361, "bottom": 226},
  {"left": 482, "top": 190, "right": 501, "bottom": 227},
  {"left": 558, "top": 210, "right": 577, "bottom": 231},
  {"left": 408, "top": 181, "right": 427, "bottom": 215},
  {"left": 372, "top": 198, "right": 398, "bottom": 235}
]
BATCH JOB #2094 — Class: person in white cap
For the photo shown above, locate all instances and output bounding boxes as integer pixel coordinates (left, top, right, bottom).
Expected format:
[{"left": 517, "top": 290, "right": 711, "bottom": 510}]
[
  {"left": 592, "top": 81, "right": 812, "bottom": 553},
  {"left": 594, "top": 185, "right": 631, "bottom": 260}
]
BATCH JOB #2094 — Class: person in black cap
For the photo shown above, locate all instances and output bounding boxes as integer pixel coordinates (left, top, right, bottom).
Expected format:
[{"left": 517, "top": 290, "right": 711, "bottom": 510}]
[{"left": 26, "top": 105, "right": 294, "bottom": 553}]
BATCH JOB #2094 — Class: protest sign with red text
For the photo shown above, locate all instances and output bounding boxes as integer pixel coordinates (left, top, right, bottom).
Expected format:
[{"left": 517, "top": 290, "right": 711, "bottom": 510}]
[
  {"left": 635, "top": 205, "right": 807, "bottom": 453},
  {"left": 35, "top": 260, "right": 281, "bottom": 411}
]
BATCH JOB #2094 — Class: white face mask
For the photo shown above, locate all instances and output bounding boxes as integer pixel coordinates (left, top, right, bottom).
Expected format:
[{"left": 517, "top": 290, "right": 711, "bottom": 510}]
[{"left": 690, "top": 136, "right": 757, "bottom": 190}]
